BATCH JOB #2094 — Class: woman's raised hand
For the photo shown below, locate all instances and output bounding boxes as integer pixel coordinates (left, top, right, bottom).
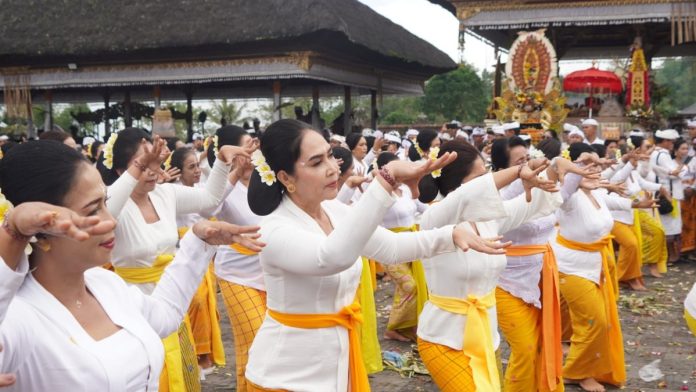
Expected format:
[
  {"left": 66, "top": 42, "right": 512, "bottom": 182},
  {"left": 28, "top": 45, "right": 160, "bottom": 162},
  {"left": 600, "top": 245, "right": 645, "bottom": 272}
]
[
  {"left": 218, "top": 138, "right": 259, "bottom": 165},
  {"left": 11, "top": 202, "right": 116, "bottom": 242},
  {"left": 383, "top": 152, "right": 457, "bottom": 198},
  {"left": 137, "top": 136, "right": 166, "bottom": 173},
  {"left": 520, "top": 162, "right": 558, "bottom": 202},
  {"left": 192, "top": 220, "right": 265, "bottom": 252},
  {"left": 452, "top": 225, "right": 511, "bottom": 255}
]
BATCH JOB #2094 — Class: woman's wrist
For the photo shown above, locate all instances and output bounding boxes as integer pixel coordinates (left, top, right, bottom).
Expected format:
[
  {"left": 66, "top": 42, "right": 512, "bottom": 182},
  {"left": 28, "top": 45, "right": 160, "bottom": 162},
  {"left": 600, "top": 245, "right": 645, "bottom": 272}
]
[{"left": 2, "top": 210, "right": 31, "bottom": 243}]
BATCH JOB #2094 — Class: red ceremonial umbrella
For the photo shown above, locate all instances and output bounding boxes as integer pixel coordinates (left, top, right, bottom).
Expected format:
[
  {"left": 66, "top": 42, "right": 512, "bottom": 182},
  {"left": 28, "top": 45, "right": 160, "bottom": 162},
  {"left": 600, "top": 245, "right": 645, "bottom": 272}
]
[{"left": 563, "top": 66, "right": 623, "bottom": 117}]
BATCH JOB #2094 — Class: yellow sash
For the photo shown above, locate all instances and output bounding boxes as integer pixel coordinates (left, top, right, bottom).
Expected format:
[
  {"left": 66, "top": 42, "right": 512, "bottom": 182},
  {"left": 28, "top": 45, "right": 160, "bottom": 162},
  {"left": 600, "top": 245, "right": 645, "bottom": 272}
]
[
  {"left": 505, "top": 244, "right": 563, "bottom": 391},
  {"left": 203, "top": 264, "right": 226, "bottom": 366},
  {"left": 229, "top": 243, "right": 260, "bottom": 256},
  {"left": 267, "top": 298, "right": 370, "bottom": 392},
  {"left": 113, "top": 254, "right": 174, "bottom": 284},
  {"left": 555, "top": 233, "right": 626, "bottom": 385},
  {"left": 428, "top": 291, "right": 500, "bottom": 391},
  {"left": 358, "top": 257, "right": 383, "bottom": 374},
  {"left": 389, "top": 225, "right": 428, "bottom": 317}
]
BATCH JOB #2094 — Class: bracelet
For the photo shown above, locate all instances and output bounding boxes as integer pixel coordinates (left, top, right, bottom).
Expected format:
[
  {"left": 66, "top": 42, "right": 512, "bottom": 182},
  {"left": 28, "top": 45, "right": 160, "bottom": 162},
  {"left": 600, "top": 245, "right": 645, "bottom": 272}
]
[
  {"left": 378, "top": 167, "right": 397, "bottom": 188},
  {"left": 2, "top": 211, "right": 31, "bottom": 242},
  {"left": 132, "top": 159, "right": 147, "bottom": 172},
  {"left": 517, "top": 163, "right": 525, "bottom": 178}
]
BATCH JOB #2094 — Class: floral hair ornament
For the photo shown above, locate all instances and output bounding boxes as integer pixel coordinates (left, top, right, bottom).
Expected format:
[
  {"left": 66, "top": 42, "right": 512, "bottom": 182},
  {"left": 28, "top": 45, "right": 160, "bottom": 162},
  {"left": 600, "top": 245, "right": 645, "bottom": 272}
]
[
  {"left": 415, "top": 143, "right": 425, "bottom": 158},
  {"left": 163, "top": 152, "right": 173, "bottom": 171},
  {"left": 614, "top": 148, "right": 622, "bottom": 160},
  {"left": 0, "top": 189, "right": 33, "bottom": 255},
  {"left": 429, "top": 146, "right": 441, "bottom": 178},
  {"left": 213, "top": 135, "right": 219, "bottom": 155},
  {"left": 203, "top": 136, "right": 211, "bottom": 152},
  {"left": 251, "top": 150, "right": 277, "bottom": 186},
  {"left": 103, "top": 133, "right": 118, "bottom": 169},
  {"left": 530, "top": 149, "right": 545, "bottom": 159},
  {"left": 561, "top": 148, "right": 571, "bottom": 160}
]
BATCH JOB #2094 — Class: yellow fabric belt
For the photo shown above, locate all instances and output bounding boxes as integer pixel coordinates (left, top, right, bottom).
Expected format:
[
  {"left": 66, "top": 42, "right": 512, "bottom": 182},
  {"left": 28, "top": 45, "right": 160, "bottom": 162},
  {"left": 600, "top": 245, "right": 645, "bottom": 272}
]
[
  {"left": 428, "top": 291, "right": 500, "bottom": 391},
  {"left": 389, "top": 225, "right": 428, "bottom": 316},
  {"left": 556, "top": 233, "right": 626, "bottom": 385},
  {"left": 229, "top": 243, "right": 260, "bottom": 256},
  {"left": 267, "top": 298, "right": 370, "bottom": 392},
  {"left": 113, "top": 254, "right": 174, "bottom": 284},
  {"left": 505, "top": 243, "right": 563, "bottom": 391}
]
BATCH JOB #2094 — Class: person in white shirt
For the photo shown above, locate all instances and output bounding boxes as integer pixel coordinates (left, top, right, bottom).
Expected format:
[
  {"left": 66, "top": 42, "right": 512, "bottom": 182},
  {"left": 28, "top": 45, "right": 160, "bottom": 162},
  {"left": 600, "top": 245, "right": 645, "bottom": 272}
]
[
  {"left": 415, "top": 139, "right": 560, "bottom": 392},
  {"left": 581, "top": 118, "right": 604, "bottom": 145},
  {"left": 100, "top": 127, "right": 247, "bottom": 391},
  {"left": 172, "top": 145, "right": 227, "bottom": 377},
  {"left": 243, "top": 119, "right": 511, "bottom": 392},
  {"left": 0, "top": 140, "right": 263, "bottom": 392},
  {"left": 673, "top": 138, "right": 696, "bottom": 257},
  {"left": 650, "top": 129, "right": 686, "bottom": 263},
  {"left": 686, "top": 120, "right": 696, "bottom": 157},
  {"left": 409, "top": 129, "right": 441, "bottom": 161},
  {"left": 345, "top": 132, "right": 381, "bottom": 176}
]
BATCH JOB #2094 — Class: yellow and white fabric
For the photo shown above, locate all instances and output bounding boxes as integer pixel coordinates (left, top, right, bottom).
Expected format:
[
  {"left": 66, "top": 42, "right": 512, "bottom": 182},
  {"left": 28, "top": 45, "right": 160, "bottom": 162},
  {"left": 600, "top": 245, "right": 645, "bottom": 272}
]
[
  {"left": 246, "top": 175, "right": 502, "bottom": 392},
  {"left": 0, "top": 232, "right": 216, "bottom": 392}
]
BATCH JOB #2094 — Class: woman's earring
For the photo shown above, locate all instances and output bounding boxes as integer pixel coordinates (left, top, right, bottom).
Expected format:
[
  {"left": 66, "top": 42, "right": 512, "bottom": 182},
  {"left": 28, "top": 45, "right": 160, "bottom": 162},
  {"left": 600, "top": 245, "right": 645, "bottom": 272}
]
[{"left": 286, "top": 183, "right": 296, "bottom": 193}]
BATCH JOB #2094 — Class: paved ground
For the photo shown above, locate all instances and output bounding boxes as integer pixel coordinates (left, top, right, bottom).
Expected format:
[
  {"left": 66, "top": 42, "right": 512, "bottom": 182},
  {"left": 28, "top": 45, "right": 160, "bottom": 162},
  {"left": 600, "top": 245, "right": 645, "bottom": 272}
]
[{"left": 202, "top": 259, "right": 696, "bottom": 391}]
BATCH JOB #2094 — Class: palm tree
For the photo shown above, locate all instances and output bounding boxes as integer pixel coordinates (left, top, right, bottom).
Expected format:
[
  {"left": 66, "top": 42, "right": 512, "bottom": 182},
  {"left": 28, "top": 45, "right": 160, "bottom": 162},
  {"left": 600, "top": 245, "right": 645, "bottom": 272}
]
[{"left": 209, "top": 99, "right": 245, "bottom": 126}]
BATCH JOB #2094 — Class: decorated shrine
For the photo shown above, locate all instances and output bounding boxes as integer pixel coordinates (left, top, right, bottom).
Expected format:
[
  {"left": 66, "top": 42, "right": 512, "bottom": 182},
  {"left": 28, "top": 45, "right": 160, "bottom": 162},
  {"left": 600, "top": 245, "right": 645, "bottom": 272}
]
[{"left": 431, "top": 0, "right": 696, "bottom": 135}]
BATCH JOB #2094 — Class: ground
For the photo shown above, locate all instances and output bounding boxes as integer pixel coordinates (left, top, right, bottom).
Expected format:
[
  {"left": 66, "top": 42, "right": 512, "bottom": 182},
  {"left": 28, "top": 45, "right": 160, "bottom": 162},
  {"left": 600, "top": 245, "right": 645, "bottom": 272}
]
[{"left": 202, "top": 260, "right": 696, "bottom": 391}]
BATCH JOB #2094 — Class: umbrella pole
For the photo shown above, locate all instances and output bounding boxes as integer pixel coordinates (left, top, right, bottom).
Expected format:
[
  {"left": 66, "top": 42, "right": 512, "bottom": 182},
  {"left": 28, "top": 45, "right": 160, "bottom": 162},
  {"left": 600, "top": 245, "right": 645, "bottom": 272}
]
[{"left": 589, "top": 83, "right": 594, "bottom": 119}]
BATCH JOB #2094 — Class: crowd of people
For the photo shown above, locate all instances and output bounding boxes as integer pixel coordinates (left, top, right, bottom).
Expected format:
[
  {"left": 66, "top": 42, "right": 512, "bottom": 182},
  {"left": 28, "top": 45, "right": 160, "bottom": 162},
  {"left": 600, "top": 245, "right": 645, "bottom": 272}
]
[{"left": 0, "top": 116, "right": 695, "bottom": 392}]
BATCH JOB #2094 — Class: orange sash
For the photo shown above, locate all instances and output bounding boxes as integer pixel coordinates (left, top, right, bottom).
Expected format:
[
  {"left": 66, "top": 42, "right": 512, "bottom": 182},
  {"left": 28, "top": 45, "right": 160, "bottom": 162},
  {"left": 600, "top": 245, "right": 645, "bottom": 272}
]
[
  {"left": 267, "top": 298, "right": 370, "bottom": 392},
  {"left": 505, "top": 244, "right": 563, "bottom": 391},
  {"left": 555, "top": 234, "right": 626, "bottom": 385}
]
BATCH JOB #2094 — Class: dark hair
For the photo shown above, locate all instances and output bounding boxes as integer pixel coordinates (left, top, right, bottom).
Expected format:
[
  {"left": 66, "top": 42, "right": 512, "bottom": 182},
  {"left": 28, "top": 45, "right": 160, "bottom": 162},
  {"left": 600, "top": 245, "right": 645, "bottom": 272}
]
[
  {"left": 345, "top": 133, "right": 364, "bottom": 152},
  {"left": 407, "top": 144, "right": 422, "bottom": 161},
  {"left": 364, "top": 136, "right": 376, "bottom": 152},
  {"left": 87, "top": 141, "right": 103, "bottom": 163},
  {"left": 673, "top": 138, "right": 687, "bottom": 159},
  {"left": 630, "top": 135, "right": 644, "bottom": 150},
  {"left": 569, "top": 142, "right": 594, "bottom": 161},
  {"left": 164, "top": 137, "right": 180, "bottom": 152},
  {"left": 590, "top": 143, "right": 606, "bottom": 158},
  {"left": 603, "top": 139, "right": 618, "bottom": 147},
  {"left": 332, "top": 146, "right": 353, "bottom": 175},
  {"left": 248, "top": 119, "right": 319, "bottom": 216},
  {"left": 38, "top": 130, "right": 71, "bottom": 143},
  {"left": 418, "top": 140, "right": 482, "bottom": 203},
  {"left": 98, "top": 128, "right": 151, "bottom": 185},
  {"left": 207, "top": 125, "right": 248, "bottom": 167},
  {"left": 537, "top": 138, "right": 561, "bottom": 159},
  {"left": 491, "top": 136, "right": 525, "bottom": 172},
  {"left": 375, "top": 152, "right": 398, "bottom": 170},
  {"left": 0, "top": 141, "right": 87, "bottom": 207},
  {"left": 1, "top": 141, "right": 18, "bottom": 157},
  {"left": 171, "top": 147, "right": 197, "bottom": 171},
  {"left": 416, "top": 129, "right": 438, "bottom": 152}
]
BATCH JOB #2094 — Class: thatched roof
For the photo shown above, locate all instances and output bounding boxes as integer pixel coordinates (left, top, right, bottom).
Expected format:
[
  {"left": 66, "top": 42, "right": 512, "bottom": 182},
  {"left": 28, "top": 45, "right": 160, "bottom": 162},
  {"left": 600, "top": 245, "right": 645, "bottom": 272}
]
[{"left": 0, "top": 0, "right": 455, "bottom": 74}]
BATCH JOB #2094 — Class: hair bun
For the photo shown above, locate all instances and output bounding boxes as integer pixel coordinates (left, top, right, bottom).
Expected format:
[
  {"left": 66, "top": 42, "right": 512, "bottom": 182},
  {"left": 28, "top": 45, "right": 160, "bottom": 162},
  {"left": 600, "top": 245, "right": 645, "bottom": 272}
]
[{"left": 248, "top": 169, "right": 284, "bottom": 216}]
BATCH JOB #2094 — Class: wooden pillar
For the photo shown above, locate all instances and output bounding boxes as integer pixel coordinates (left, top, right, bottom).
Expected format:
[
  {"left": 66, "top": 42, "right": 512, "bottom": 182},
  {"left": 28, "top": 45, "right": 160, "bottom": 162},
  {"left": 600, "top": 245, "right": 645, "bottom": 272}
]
[
  {"left": 272, "top": 81, "right": 282, "bottom": 122},
  {"left": 311, "top": 85, "right": 320, "bottom": 129},
  {"left": 124, "top": 91, "right": 133, "bottom": 127},
  {"left": 103, "top": 93, "right": 111, "bottom": 138},
  {"left": 370, "top": 90, "right": 377, "bottom": 130},
  {"left": 44, "top": 90, "right": 53, "bottom": 132},
  {"left": 185, "top": 90, "right": 193, "bottom": 142},
  {"left": 343, "top": 86, "right": 352, "bottom": 135}
]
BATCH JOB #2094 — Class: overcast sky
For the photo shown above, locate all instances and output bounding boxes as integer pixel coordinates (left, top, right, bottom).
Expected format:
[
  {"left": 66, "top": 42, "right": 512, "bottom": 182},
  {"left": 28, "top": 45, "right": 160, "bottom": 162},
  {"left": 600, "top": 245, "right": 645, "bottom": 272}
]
[{"left": 357, "top": 0, "right": 606, "bottom": 75}]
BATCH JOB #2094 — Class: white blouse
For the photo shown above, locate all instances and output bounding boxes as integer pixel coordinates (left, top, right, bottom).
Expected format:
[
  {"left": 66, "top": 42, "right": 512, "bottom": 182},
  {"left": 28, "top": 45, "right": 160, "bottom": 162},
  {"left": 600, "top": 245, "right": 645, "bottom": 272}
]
[
  {"left": 0, "top": 233, "right": 216, "bottom": 392},
  {"left": 650, "top": 147, "right": 687, "bottom": 200},
  {"left": 246, "top": 177, "right": 496, "bottom": 392},
  {"left": 214, "top": 183, "right": 264, "bottom": 290},
  {"left": 381, "top": 185, "right": 427, "bottom": 229},
  {"left": 498, "top": 174, "right": 581, "bottom": 307},
  {"left": 417, "top": 180, "right": 561, "bottom": 350},
  {"left": 552, "top": 190, "right": 631, "bottom": 284},
  {"left": 609, "top": 165, "right": 662, "bottom": 225},
  {"left": 107, "top": 159, "right": 229, "bottom": 294}
]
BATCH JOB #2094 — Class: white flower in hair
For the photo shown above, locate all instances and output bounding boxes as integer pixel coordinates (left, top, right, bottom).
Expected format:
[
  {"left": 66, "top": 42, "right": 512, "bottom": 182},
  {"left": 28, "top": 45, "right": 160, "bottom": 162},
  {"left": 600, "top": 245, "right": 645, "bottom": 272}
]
[
  {"left": 251, "top": 150, "right": 277, "bottom": 186},
  {"left": 0, "top": 189, "right": 32, "bottom": 255},
  {"left": 530, "top": 149, "right": 545, "bottom": 159},
  {"left": 103, "top": 133, "right": 118, "bottom": 169}
]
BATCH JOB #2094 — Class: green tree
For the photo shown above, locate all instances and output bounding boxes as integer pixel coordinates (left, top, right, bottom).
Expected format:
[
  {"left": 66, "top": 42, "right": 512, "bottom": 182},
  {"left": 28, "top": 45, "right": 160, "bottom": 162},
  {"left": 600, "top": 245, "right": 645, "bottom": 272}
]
[
  {"left": 421, "top": 63, "right": 489, "bottom": 123},
  {"left": 209, "top": 99, "right": 245, "bottom": 126},
  {"left": 653, "top": 57, "right": 696, "bottom": 119}
]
